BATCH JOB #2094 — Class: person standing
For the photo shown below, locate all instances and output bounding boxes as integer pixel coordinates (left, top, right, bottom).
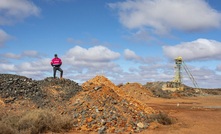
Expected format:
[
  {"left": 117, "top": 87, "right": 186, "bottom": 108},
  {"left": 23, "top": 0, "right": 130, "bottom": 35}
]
[{"left": 51, "top": 54, "right": 63, "bottom": 79}]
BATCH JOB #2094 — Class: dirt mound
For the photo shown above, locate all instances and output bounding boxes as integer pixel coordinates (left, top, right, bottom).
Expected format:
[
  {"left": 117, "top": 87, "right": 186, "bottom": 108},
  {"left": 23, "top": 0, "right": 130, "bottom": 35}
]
[
  {"left": 70, "top": 75, "right": 157, "bottom": 133},
  {"left": 0, "top": 74, "right": 82, "bottom": 109},
  {"left": 0, "top": 74, "right": 175, "bottom": 134},
  {"left": 201, "top": 89, "right": 221, "bottom": 95},
  {"left": 143, "top": 82, "right": 204, "bottom": 98},
  {"left": 0, "top": 74, "right": 46, "bottom": 106},
  {"left": 120, "top": 82, "right": 153, "bottom": 101},
  {"left": 39, "top": 77, "right": 82, "bottom": 101}
]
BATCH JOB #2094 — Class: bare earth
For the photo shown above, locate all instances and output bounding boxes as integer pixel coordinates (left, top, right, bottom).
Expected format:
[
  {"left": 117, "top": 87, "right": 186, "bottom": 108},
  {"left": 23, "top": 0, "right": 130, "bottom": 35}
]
[{"left": 140, "top": 95, "right": 221, "bottom": 134}]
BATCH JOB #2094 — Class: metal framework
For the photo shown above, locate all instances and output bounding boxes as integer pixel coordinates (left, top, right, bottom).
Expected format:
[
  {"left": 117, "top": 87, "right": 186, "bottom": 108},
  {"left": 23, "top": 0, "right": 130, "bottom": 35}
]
[
  {"left": 162, "top": 56, "right": 199, "bottom": 91},
  {"left": 173, "top": 56, "right": 199, "bottom": 88},
  {"left": 182, "top": 61, "right": 199, "bottom": 88},
  {"left": 173, "top": 56, "right": 183, "bottom": 83}
]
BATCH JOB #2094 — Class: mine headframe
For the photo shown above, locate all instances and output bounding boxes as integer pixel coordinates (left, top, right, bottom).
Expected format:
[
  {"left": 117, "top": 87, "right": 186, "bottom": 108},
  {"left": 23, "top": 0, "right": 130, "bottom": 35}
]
[{"left": 162, "top": 56, "right": 199, "bottom": 92}]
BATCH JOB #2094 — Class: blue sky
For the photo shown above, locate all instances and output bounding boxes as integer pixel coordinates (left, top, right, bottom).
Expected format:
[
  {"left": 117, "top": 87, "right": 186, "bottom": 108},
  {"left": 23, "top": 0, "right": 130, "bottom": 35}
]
[{"left": 1, "top": 0, "right": 221, "bottom": 88}]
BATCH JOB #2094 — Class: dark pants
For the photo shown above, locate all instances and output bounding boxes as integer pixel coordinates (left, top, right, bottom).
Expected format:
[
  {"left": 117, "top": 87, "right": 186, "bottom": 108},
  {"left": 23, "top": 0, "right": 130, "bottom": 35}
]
[{"left": 53, "top": 66, "right": 63, "bottom": 78}]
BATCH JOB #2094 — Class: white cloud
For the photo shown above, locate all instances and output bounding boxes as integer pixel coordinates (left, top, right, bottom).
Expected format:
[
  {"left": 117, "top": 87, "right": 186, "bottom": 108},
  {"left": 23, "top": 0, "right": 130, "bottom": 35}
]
[
  {"left": 17, "top": 58, "right": 51, "bottom": 72},
  {"left": 0, "top": 29, "right": 11, "bottom": 46},
  {"left": 61, "top": 45, "right": 121, "bottom": 77},
  {"left": 0, "top": 0, "right": 40, "bottom": 25},
  {"left": 124, "top": 49, "right": 141, "bottom": 61},
  {"left": 0, "top": 46, "right": 122, "bottom": 81},
  {"left": 64, "top": 45, "right": 120, "bottom": 63},
  {"left": 124, "top": 49, "right": 164, "bottom": 64},
  {"left": 163, "top": 38, "right": 221, "bottom": 61},
  {"left": 0, "top": 63, "right": 16, "bottom": 71},
  {"left": 21, "top": 50, "right": 39, "bottom": 57},
  {"left": 109, "top": 0, "right": 221, "bottom": 35},
  {"left": 217, "top": 65, "right": 221, "bottom": 71},
  {"left": 0, "top": 59, "right": 50, "bottom": 72},
  {"left": 184, "top": 67, "right": 221, "bottom": 88},
  {"left": 2, "top": 53, "right": 21, "bottom": 59},
  {"left": 2, "top": 50, "right": 41, "bottom": 59},
  {"left": 0, "top": 58, "right": 51, "bottom": 79}
]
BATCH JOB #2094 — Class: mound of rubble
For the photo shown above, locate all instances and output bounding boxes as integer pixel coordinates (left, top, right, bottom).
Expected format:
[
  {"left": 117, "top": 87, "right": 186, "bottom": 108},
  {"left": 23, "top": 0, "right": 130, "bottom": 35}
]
[
  {"left": 0, "top": 74, "right": 175, "bottom": 133},
  {"left": 120, "top": 82, "right": 153, "bottom": 102},
  {"left": 69, "top": 75, "right": 158, "bottom": 133},
  {"left": 0, "top": 74, "right": 82, "bottom": 109},
  {"left": 143, "top": 82, "right": 204, "bottom": 98}
]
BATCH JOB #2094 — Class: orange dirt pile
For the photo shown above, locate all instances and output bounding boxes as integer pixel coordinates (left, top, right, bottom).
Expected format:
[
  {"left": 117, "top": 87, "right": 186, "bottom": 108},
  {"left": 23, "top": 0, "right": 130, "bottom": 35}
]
[
  {"left": 120, "top": 82, "right": 153, "bottom": 101},
  {"left": 69, "top": 75, "right": 156, "bottom": 133}
]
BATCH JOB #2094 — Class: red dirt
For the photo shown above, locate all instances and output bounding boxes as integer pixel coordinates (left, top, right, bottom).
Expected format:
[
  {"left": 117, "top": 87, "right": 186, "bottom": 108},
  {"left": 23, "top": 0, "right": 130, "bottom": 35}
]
[
  {"left": 120, "top": 82, "right": 221, "bottom": 133},
  {"left": 139, "top": 95, "right": 221, "bottom": 134}
]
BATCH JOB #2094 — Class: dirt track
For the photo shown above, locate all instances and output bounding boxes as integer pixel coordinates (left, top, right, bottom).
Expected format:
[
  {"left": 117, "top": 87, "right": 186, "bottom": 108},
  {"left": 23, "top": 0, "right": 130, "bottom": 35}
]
[{"left": 140, "top": 95, "right": 221, "bottom": 134}]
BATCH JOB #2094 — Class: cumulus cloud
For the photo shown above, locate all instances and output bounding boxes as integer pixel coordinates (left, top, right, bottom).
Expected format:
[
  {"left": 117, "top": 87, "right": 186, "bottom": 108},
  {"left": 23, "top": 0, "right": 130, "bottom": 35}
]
[
  {"left": 17, "top": 58, "right": 51, "bottom": 71},
  {"left": 0, "top": 29, "right": 11, "bottom": 46},
  {"left": 0, "top": 0, "right": 40, "bottom": 25},
  {"left": 124, "top": 49, "right": 141, "bottom": 61},
  {"left": 64, "top": 45, "right": 120, "bottom": 63},
  {"left": 0, "top": 45, "right": 122, "bottom": 81},
  {"left": 124, "top": 49, "right": 163, "bottom": 64},
  {"left": 109, "top": 0, "right": 221, "bottom": 35},
  {"left": 2, "top": 53, "right": 20, "bottom": 59},
  {"left": 0, "top": 58, "right": 51, "bottom": 79},
  {"left": 0, "top": 63, "right": 16, "bottom": 71},
  {"left": 62, "top": 45, "right": 121, "bottom": 75},
  {"left": 163, "top": 38, "right": 221, "bottom": 61},
  {"left": 2, "top": 50, "right": 41, "bottom": 59},
  {"left": 21, "top": 50, "right": 40, "bottom": 57}
]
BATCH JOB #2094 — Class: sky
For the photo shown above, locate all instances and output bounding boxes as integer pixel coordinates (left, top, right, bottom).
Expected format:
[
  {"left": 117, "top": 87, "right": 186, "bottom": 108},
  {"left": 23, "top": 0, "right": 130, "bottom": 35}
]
[{"left": 1, "top": 0, "right": 221, "bottom": 88}]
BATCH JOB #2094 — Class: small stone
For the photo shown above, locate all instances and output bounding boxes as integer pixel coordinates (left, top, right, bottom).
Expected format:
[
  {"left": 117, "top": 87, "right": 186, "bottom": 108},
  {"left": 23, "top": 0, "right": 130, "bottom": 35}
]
[
  {"left": 86, "top": 117, "right": 93, "bottom": 123},
  {"left": 137, "top": 122, "right": 144, "bottom": 129},
  {"left": 98, "top": 126, "right": 106, "bottom": 134},
  {"left": 94, "top": 86, "right": 102, "bottom": 91}
]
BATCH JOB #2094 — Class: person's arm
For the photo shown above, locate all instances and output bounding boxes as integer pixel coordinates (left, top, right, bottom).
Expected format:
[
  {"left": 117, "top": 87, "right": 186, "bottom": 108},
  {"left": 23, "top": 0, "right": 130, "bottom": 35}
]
[
  {"left": 60, "top": 58, "right": 62, "bottom": 65},
  {"left": 51, "top": 59, "right": 54, "bottom": 67}
]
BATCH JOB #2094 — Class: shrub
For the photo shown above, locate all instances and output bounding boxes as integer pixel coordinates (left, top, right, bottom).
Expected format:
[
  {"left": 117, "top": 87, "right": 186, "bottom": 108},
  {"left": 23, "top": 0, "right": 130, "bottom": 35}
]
[
  {"left": 0, "top": 121, "right": 17, "bottom": 134},
  {"left": 0, "top": 109, "right": 73, "bottom": 134},
  {"left": 17, "top": 109, "right": 73, "bottom": 134},
  {"left": 149, "top": 112, "right": 173, "bottom": 125}
]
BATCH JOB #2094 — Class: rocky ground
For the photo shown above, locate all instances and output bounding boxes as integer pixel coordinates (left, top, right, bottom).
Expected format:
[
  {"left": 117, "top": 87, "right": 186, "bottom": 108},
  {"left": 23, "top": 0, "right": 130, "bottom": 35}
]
[
  {"left": 0, "top": 74, "right": 221, "bottom": 134},
  {"left": 70, "top": 76, "right": 157, "bottom": 133},
  {"left": 0, "top": 74, "right": 82, "bottom": 110}
]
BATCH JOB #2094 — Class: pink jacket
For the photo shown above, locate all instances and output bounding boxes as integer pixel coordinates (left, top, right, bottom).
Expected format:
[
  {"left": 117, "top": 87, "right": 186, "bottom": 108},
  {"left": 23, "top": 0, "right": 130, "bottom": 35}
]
[{"left": 51, "top": 58, "right": 62, "bottom": 66}]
